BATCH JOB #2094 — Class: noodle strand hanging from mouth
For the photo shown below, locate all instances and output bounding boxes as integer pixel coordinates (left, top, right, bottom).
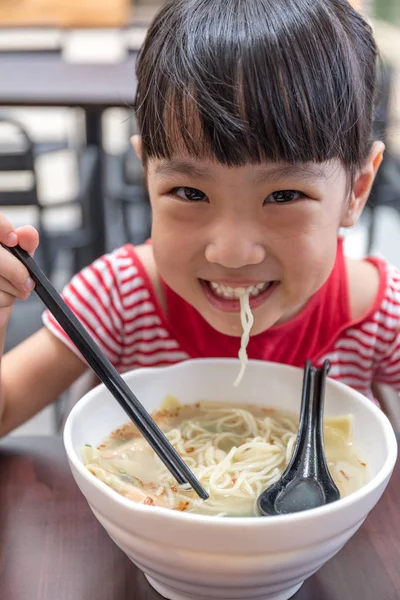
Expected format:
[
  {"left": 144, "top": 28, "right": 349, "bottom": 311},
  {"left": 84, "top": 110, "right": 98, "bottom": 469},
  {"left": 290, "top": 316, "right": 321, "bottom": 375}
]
[{"left": 234, "top": 291, "right": 254, "bottom": 387}]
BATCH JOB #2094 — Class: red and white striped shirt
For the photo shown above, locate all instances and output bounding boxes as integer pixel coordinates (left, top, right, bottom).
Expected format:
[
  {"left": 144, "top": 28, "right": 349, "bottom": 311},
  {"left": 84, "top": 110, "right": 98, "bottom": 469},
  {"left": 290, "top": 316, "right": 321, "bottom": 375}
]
[{"left": 43, "top": 240, "right": 400, "bottom": 401}]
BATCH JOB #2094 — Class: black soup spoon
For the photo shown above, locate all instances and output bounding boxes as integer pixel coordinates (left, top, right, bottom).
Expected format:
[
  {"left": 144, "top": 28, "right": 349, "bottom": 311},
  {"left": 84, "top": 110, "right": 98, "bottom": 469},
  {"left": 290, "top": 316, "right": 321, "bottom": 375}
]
[{"left": 257, "top": 360, "right": 340, "bottom": 516}]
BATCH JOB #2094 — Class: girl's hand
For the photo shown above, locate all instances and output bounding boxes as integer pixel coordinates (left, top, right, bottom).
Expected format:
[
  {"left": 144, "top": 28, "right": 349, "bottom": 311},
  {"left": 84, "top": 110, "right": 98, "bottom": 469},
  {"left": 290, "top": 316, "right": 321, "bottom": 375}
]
[{"left": 0, "top": 215, "right": 39, "bottom": 326}]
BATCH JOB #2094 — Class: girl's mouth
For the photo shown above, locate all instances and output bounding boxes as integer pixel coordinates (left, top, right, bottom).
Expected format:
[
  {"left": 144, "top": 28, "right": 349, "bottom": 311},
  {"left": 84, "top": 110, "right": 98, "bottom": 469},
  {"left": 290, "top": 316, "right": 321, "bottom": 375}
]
[{"left": 200, "top": 279, "right": 279, "bottom": 312}]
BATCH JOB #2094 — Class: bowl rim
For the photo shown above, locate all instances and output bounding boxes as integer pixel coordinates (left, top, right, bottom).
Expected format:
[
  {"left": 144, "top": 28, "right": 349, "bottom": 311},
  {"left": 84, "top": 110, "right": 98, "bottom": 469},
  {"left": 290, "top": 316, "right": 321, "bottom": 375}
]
[{"left": 64, "top": 358, "right": 398, "bottom": 527}]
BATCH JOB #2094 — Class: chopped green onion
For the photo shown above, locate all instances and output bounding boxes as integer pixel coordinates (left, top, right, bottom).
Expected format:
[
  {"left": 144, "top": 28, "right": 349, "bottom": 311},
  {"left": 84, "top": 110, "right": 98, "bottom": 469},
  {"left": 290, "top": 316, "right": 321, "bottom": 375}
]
[{"left": 85, "top": 444, "right": 92, "bottom": 447}]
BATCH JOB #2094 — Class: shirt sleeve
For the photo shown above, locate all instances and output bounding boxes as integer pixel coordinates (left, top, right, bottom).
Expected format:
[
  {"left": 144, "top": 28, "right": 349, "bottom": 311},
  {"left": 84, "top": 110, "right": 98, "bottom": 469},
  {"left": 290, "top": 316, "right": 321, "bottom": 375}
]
[
  {"left": 373, "top": 265, "right": 400, "bottom": 393},
  {"left": 42, "top": 248, "right": 126, "bottom": 369},
  {"left": 374, "top": 332, "right": 400, "bottom": 392}
]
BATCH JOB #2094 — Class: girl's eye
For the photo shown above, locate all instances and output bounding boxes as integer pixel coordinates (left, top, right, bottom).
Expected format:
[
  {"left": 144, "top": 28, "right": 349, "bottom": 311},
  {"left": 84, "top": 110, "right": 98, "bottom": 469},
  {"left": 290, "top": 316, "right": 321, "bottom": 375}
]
[
  {"left": 172, "top": 187, "right": 208, "bottom": 202},
  {"left": 264, "top": 190, "right": 303, "bottom": 204}
]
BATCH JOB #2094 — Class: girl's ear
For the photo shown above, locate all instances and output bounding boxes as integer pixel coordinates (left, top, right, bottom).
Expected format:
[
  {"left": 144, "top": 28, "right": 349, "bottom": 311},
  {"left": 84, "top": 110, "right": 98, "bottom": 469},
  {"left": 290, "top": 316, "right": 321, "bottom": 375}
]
[
  {"left": 130, "top": 134, "right": 143, "bottom": 161},
  {"left": 341, "top": 141, "right": 385, "bottom": 228}
]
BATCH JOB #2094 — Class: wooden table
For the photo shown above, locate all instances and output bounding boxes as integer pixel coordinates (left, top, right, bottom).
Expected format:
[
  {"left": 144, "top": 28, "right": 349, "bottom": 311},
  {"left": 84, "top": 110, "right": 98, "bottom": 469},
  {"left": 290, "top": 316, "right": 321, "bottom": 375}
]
[
  {"left": 0, "top": 436, "right": 399, "bottom": 600},
  {"left": 0, "top": 51, "right": 138, "bottom": 261}
]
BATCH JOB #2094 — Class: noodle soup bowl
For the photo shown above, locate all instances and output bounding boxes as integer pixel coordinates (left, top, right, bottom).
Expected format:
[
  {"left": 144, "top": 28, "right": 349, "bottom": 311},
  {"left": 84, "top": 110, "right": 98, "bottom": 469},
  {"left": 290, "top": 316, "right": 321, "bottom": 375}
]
[{"left": 64, "top": 359, "right": 398, "bottom": 600}]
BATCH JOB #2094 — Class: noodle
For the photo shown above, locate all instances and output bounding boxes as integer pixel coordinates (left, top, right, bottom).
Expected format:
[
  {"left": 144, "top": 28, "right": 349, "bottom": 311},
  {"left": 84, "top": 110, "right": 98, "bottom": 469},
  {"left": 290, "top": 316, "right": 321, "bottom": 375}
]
[
  {"left": 83, "top": 401, "right": 368, "bottom": 517},
  {"left": 234, "top": 291, "right": 254, "bottom": 387}
]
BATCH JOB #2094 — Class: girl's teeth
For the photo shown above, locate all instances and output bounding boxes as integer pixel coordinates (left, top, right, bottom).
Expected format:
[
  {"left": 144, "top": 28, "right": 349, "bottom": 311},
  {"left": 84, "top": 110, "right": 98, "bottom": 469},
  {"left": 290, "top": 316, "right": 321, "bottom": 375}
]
[{"left": 209, "top": 282, "right": 268, "bottom": 299}]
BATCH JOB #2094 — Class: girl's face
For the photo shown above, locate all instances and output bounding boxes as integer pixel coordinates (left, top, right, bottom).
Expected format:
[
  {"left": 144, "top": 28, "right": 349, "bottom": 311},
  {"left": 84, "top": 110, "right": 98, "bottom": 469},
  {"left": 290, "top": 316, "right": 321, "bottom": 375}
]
[{"left": 143, "top": 146, "right": 382, "bottom": 337}]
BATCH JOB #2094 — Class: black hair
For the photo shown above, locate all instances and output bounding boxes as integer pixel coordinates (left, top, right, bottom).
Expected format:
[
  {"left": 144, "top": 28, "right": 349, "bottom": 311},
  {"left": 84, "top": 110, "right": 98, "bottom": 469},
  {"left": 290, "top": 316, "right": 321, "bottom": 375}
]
[{"left": 134, "top": 0, "right": 377, "bottom": 172}]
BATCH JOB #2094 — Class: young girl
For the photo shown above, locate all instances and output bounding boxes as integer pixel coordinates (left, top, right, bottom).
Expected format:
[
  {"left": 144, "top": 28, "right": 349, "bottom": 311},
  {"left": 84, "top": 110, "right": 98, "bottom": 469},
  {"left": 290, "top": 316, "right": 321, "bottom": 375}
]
[{"left": 0, "top": 0, "right": 398, "bottom": 436}]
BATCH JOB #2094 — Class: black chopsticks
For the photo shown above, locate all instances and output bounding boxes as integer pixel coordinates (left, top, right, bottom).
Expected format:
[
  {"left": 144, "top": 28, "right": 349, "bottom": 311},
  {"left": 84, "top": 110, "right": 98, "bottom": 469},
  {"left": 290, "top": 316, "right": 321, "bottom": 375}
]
[{"left": 2, "top": 243, "right": 208, "bottom": 500}]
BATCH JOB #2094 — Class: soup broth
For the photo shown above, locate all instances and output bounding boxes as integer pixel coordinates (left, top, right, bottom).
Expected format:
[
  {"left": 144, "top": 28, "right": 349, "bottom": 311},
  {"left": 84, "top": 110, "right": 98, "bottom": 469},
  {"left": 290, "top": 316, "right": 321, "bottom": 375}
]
[{"left": 82, "top": 398, "right": 369, "bottom": 517}]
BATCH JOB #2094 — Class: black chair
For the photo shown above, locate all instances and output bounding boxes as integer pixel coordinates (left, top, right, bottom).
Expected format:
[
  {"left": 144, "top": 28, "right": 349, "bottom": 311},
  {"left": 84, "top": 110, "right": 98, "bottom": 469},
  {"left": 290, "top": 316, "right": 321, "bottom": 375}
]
[
  {"left": 0, "top": 115, "right": 98, "bottom": 279},
  {"left": 106, "top": 107, "right": 151, "bottom": 246},
  {"left": 107, "top": 148, "right": 151, "bottom": 244}
]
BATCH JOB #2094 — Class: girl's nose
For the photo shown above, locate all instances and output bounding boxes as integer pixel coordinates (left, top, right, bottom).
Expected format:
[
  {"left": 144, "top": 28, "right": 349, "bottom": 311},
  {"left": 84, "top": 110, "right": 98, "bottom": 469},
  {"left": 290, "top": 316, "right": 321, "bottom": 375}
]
[{"left": 205, "top": 224, "right": 266, "bottom": 269}]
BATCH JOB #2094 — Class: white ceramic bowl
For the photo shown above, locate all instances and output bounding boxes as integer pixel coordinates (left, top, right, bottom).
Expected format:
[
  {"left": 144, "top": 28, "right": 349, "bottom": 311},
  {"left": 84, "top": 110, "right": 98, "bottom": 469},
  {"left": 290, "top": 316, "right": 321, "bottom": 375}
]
[{"left": 64, "top": 359, "right": 398, "bottom": 600}]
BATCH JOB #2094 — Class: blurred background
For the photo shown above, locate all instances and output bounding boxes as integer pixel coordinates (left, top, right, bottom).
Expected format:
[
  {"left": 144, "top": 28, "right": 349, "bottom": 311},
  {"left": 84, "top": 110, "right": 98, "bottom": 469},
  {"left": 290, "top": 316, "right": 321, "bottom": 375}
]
[{"left": 0, "top": 0, "right": 399, "bottom": 435}]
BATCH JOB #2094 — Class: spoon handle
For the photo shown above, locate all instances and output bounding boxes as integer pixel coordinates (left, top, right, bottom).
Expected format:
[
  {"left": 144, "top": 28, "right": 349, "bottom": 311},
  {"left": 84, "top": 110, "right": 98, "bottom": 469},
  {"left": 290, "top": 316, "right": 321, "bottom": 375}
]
[
  {"left": 314, "top": 360, "right": 333, "bottom": 476},
  {"left": 288, "top": 360, "right": 333, "bottom": 480},
  {"left": 285, "top": 361, "right": 316, "bottom": 476}
]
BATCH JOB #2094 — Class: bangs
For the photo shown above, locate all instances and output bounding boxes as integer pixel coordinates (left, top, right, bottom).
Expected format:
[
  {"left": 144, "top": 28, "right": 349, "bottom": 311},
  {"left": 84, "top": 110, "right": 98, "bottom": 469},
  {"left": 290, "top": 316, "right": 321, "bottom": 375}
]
[{"left": 134, "top": 0, "right": 376, "bottom": 168}]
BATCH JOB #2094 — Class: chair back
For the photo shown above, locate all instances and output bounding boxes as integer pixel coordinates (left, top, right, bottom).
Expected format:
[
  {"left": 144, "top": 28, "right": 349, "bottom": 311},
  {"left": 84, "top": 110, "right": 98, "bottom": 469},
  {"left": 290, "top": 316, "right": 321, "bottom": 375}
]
[{"left": 0, "top": 115, "right": 39, "bottom": 206}]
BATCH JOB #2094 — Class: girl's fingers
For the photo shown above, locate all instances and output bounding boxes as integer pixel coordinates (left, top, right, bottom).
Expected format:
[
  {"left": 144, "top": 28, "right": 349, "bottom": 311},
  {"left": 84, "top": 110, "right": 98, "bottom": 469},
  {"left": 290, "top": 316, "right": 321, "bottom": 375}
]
[
  {"left": 0, "top": 217, "right": 38, "bottom": 324},
  {"left": 14, "top": 225, "right": 39, "bottom": 256},
  {"left": 0, "top": 217, "right": 39, "bottom": 256},
  {"left": 0, "top": 275, "right": 32, "bottom": 300},
  {"left": 0, "top": 290, "right": 20, "bottom": 309},
  {"left": 0, "top": 215, "right": 19, "bottom": 247},
  {"left": 0, "top": 245, "right": 35, "bottom": 293},
  {"left": 0, "top": 218, "right": 38, "bottom": 295}
]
